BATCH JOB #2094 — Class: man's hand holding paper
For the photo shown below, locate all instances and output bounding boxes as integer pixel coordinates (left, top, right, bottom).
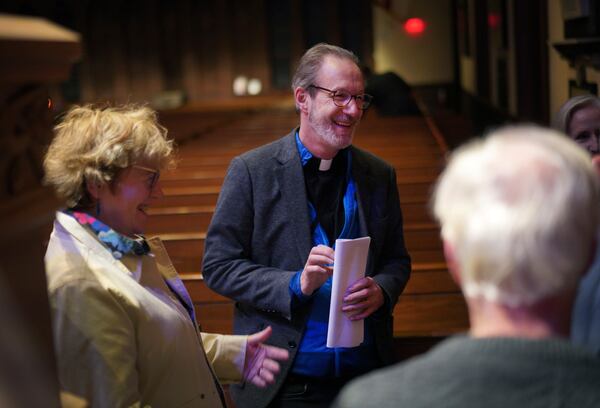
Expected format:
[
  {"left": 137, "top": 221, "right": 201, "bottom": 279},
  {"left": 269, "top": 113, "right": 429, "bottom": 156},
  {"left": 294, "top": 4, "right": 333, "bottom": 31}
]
[
  {"left": 342, "top": 277, "right": 384, "bottom": 321},
  {"left": 300, "top": 244, "right": 334, "bottom": 295}
]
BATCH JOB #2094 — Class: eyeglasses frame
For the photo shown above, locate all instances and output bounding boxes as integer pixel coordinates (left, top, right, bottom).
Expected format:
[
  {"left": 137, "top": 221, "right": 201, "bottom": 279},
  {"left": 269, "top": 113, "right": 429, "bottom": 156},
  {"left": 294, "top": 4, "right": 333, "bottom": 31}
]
[
  {"left": 308, "top": 84, "right": 373, "bottom": 110},
  {"left": 132, "top": 165, "right": 161, "bottom": 190}
]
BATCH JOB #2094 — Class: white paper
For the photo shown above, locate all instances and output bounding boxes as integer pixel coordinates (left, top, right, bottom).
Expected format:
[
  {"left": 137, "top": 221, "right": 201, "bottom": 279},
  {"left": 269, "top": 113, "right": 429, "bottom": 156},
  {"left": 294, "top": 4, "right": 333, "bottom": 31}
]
[{"left": 327, "top": 236, "right": 371, "bottom": 348}]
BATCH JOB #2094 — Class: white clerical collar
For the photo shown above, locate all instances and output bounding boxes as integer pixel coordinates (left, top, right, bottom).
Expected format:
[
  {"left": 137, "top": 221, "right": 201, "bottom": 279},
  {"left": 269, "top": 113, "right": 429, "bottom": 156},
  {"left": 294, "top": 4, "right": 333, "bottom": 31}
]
[{"left": 319, "top": 159, "right": 332, "bottom": 171}]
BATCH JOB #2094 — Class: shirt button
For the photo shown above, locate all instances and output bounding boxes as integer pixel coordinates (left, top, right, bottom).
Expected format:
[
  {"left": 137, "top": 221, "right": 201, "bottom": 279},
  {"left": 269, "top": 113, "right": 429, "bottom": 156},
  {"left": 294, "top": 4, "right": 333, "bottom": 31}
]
[
  {"left": 200, "top": 394, "right": 205, "bottom": 399},
  {"left": 288, "top": 340, "right": 297, "bottom": 348}
]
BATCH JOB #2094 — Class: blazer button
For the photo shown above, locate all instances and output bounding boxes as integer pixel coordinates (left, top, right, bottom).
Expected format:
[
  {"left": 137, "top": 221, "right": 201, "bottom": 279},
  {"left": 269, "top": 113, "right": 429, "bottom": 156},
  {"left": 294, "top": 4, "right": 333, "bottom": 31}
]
[{"left": 288, "top": 340, "right": 297, "bottom": 348}]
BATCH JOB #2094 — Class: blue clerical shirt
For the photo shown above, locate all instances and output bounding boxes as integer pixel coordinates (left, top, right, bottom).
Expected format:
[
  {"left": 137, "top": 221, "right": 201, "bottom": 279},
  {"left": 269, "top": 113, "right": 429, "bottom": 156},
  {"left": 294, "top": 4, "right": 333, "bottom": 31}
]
[{"left": 288, "top": 133, "right": 379, "bottom": 378}]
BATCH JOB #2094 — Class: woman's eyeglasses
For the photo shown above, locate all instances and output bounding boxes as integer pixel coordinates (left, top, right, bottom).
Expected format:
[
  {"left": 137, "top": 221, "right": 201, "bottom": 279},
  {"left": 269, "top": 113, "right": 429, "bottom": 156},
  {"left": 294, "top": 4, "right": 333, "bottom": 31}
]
[{"left": 132, "top": 165, "right": 160, "bottom": 190}]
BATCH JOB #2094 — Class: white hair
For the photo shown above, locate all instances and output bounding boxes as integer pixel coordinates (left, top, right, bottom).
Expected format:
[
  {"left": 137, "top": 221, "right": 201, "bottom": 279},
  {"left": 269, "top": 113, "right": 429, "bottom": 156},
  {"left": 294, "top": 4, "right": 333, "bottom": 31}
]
[{"left": 433, "top": 125, "right": 599, "bottom": 306}]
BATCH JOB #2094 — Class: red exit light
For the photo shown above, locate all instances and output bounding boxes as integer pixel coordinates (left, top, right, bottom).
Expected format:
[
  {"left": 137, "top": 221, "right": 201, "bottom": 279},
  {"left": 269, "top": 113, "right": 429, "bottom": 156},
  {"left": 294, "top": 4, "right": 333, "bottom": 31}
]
[
  {"left": 488, "top": 12, "right": 501, "bottom": 29},
  {"left": 404, "top": 17, "right": 426, "bottom": 36}
]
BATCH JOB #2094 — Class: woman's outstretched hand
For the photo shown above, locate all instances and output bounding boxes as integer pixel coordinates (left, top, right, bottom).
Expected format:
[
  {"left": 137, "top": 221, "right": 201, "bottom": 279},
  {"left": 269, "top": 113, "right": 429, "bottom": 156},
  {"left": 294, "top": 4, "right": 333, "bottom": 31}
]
[{"left": 243, "top": 326, "right": 289, "bottom": 387}]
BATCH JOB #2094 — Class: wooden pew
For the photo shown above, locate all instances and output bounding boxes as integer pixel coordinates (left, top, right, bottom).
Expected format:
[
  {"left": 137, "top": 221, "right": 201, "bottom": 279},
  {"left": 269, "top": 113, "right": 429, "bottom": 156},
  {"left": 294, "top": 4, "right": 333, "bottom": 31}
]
[
  {"left": 150, "top": 107, "right": 469, "bottom": 359},
  {"left": 154, "top": 223, "right": 443, "bottom": 274}
]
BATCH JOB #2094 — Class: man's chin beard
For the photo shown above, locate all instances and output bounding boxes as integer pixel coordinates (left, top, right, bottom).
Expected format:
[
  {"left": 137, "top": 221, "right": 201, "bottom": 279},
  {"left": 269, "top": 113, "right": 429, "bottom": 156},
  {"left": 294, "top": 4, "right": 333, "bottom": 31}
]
[
  {"left": 324, "top": 128, "right": 354, "bottom": 150},
  {"left": 312, "top": 121, "right": 350, "bottom": 145},
  {"left": 309, "top": 111, "right": 355, "bottom": 150},
  {"left": 331, "top": 137, "right": 352, "bottom": 150}
]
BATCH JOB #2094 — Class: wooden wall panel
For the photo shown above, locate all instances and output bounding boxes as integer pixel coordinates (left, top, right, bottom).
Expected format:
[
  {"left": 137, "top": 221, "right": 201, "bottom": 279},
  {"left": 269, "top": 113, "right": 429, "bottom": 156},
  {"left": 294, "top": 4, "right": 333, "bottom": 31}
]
[
  {"left": 3, "top": 0, "right": 374, "bottom": 104},
  {"left": 72, "top": 0, "right": 275, "bottom": 103}
]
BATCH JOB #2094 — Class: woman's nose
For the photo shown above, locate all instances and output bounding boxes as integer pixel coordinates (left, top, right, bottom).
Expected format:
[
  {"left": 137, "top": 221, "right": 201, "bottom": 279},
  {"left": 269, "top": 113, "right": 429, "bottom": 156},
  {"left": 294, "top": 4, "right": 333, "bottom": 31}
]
[
  {"left": 591, "top": 132, "right": 600, "bottom": 155},
  {"left": 151, "top": 180, "right": 164, "bottom": 199}
]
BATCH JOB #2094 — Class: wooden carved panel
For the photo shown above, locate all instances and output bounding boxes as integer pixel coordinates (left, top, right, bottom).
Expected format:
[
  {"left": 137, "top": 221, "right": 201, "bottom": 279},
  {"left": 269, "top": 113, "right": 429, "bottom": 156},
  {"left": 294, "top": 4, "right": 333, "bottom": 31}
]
[{"left": 0, "top": 85, "right": 53, "bottom": 199}]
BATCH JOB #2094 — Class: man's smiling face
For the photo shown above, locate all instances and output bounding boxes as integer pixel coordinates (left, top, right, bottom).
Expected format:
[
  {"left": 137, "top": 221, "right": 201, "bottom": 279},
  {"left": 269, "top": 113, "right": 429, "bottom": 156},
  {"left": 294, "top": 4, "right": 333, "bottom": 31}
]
[{"left": 307, "top": 56, "right": 364, "bottom": 152}]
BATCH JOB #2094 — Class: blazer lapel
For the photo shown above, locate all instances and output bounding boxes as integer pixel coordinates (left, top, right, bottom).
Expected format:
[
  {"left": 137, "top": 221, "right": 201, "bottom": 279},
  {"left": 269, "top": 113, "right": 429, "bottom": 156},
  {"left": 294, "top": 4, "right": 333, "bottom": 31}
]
[
  {"left": 351, "top": 148, "right": 373, "bottom": 238},
  {"left": 147, "top": 240, "right": 226, "bottom": 406},
  {"left": 275, "top": 131, "right": 312, "bottom": 264},
  {"left": 55, "top": 211, "right": 132, "bottom": 277},
  {"left": 147, "top": 237, "right": 197, "bottom": 323},
  {"left": 350, "top": 149, "right": 376, "bottom": 276}
]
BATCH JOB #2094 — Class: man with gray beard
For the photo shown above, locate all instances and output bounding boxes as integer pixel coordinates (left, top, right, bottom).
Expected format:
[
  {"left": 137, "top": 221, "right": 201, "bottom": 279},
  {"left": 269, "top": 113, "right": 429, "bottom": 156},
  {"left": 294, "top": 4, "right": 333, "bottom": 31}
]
[{"left": 203, "top": 43, "right": 411, "bottom": 408}]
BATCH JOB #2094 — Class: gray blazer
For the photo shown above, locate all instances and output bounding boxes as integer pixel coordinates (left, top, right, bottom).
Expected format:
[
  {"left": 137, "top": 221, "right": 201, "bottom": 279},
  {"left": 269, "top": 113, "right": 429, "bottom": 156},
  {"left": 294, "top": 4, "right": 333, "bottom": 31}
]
[{"left": 203, "top": 130, "right": 411, "bottom": 407}]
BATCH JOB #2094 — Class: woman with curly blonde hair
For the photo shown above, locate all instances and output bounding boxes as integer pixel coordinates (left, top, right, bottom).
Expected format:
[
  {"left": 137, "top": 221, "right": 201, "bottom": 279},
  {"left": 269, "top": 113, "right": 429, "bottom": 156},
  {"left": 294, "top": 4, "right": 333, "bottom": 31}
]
[{"left": 43, "top": 105, "right": 287, "bottom": 408}]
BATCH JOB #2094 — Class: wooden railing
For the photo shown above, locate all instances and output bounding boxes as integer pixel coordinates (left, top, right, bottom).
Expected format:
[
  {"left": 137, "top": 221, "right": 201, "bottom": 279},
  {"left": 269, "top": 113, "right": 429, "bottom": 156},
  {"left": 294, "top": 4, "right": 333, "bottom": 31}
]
[{"left": 0, "top": 13, "right": 81, "bottom": 407}]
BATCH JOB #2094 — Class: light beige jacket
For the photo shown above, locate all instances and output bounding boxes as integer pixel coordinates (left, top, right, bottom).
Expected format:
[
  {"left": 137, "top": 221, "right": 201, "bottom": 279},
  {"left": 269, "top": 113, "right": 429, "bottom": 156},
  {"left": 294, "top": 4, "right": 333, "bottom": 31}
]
[{"left": 45, "top": 212, "right": 246, "bottom": 408}]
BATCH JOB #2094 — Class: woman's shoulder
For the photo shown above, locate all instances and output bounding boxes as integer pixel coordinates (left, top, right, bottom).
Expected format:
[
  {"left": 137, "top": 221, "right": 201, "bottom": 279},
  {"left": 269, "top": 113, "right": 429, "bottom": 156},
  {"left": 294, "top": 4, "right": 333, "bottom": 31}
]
[
  {"left": 45, "top": 224, "right": 92, "bottom": 286},
  {"left": 45, "top": 216, "right": 116, "bottom": 295}
]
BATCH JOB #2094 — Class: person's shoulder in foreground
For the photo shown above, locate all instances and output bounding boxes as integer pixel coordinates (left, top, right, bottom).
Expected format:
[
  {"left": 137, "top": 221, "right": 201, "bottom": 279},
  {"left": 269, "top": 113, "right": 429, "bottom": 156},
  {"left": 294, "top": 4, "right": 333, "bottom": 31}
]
[
  {"left": 333, "top": 335, "right": 600, "bottom": 408},
  {"left": 335, "top": 124, "right": 600, "bottom": 408}
]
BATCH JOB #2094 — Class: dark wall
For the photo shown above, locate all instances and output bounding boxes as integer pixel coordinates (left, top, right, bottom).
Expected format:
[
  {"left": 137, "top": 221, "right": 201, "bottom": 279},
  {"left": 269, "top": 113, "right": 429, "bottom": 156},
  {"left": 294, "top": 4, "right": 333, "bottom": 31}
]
[{"left": 0, "top": 0, "right": 374, "bottom": 103}]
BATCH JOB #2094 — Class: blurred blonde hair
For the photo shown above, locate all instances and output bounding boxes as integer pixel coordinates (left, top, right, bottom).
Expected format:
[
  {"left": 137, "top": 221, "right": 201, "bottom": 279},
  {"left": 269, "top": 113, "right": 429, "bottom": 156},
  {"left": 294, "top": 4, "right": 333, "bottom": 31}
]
[{"left": 43, "top": 104, "right": 175, "bottom": 208}]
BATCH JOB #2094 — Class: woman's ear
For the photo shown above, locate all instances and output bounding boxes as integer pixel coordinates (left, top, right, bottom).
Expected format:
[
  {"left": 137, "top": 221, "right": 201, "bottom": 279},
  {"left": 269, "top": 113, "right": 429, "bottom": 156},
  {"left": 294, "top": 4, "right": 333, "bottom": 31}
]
[
  {"left": 294, "top": 87, "right": 309, "bottom": 114},
  {"left": 85, "top": 179, "right": 102, "bottom": 200}
]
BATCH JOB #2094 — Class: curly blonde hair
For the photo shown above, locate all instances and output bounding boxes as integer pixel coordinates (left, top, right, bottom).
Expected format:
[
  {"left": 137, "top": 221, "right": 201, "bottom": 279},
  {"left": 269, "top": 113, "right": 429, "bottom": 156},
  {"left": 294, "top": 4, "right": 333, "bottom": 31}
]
[{"left": 44, "top": 104, "right": 175, "bottom": 208}]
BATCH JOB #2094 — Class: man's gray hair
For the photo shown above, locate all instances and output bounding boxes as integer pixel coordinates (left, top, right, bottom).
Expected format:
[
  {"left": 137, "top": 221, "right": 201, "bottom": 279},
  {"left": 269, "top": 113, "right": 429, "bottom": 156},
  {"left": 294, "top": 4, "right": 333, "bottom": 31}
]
[
  {"left": 291, "top": 43, "right": 360, "bottom": 96},
  {"left": 553, "top": 94, "right": 600, "bottom": 134},
  {"left": 433, "top": 125, "right": 599, "bottom": 306}
]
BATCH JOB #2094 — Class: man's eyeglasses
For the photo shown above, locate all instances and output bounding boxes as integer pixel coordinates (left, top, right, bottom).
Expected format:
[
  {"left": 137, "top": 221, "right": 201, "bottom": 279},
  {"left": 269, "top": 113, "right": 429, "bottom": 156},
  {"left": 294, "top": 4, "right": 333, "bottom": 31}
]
[
  {"left": 132, "top": 165, "right": 160, "bottom": 190},
  {"left": 308, "top": 85, "right": 373, "bottom": 110}
]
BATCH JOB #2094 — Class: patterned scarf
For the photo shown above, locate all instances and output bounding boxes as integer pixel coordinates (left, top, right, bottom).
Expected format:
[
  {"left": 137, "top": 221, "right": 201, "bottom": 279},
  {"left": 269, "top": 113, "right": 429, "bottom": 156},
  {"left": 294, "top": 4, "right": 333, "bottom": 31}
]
[{"left": 66, "top": 210, "right": 150, "bottom": 259}]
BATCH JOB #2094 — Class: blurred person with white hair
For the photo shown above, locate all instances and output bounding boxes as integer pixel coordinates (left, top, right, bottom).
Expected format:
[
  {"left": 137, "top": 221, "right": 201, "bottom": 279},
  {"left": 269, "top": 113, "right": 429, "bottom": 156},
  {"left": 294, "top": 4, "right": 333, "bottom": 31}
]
[{"left": 333, "top": 125, "right": 600, "bottom": 408}]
